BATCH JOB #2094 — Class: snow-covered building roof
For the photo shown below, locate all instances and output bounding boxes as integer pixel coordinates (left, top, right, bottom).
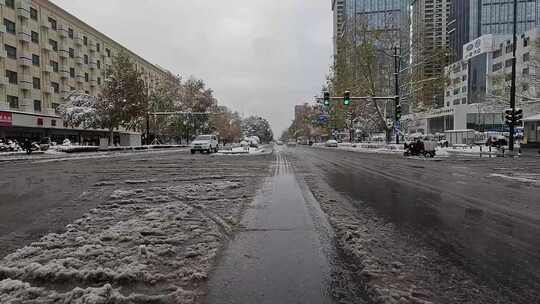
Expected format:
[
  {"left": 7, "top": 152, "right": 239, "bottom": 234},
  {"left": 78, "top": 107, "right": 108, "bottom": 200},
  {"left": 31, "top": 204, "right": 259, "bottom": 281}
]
[{"left": 523, "top": 114, "right": 540, "bottom": 122}]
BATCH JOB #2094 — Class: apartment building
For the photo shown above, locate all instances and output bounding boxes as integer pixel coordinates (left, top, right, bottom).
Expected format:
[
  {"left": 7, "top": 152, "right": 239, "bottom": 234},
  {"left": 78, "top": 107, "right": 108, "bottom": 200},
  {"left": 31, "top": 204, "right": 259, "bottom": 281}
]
[{"left": 0, "top": 0, "right": 170, "bottom": 143}]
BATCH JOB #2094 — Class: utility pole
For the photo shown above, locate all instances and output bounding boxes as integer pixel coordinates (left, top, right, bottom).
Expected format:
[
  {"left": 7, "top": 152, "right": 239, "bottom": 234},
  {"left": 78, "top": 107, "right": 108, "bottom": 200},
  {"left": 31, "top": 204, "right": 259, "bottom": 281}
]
[
  {"left": 394, "top": 46, "right": 401, "bottom": 145},
  {"left": 509, "top": 0, "right": 518, "bottom": 151}
]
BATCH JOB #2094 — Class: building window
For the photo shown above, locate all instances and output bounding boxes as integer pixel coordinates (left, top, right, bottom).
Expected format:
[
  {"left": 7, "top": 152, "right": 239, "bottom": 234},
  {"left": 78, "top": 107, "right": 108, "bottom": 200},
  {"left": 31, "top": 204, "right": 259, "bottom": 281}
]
[
  {"left": 68, "top": 28, "right": 74, "bottom": 39},
  {"left": 106, "top": 48, "right": 111, "bottom": 57},
  {"left": 462, "top": 98, "right": 467, "bottom": 104},
  {"left": 5, "top": 70, "right": 17, "bottom": 84},
  {"left": 51, "top": 82, "right": 59, "bottom": 93},
  {"left": 49, "top": 39, "right": 58, "bottom": 51},
  {"left": 97, "top": 60, "right": 101, "bottom": 69},
  {"left": 5, "top": 0, "right": 14, "bottom": 9},
  {"left": 453, "top": 99, "right": 460, "bottom": 105},
  {"left": 85, "top": 73, "right": 89, "bottom": 82},
  {"left": 7, "top": 96, "right": 18, "bottom": 109},
  {"left": 85, "top": 90, "right": 89, "bottom": 94},
  {"left": 52, "top": 103, "right": 60, "bottom": 112},
  {"left": 84, "top": 54, "right": 88, "bottom": 64},
  {"left": 51, "top": 120, "right": 57, "bottom": 127},
  {"left": 523, "top": 52, "right": 530, "bottom": 62},
  {"left": 31, "top": 31, "right": 39, "bottom": 43},
  {"left": 505, "top": 73, "right": 512, "bottom": 82},
  {"left": 50, "top": 60, "right": 58, "bottom": 72},
  {"left": 48, "top": 17, "right": 57, "bottom": 30},
  {"left": 506, "top": 44, "right": 513, "bottom": 53},
  {"left": 462, "top": 86, "right": 467, "bottom": 93},
  {"left": 33, "top": 77, "right": 41, "bottom": 89},
  {"left": 523, "top": 83, "right": 529, "bottom": 91},
  {"left": 97, "top": 77, "right": 101, "bottom": 85},
  {"left": 505, "top": 59, "right": 513, "bottom": 68},
  {"left": 96, "top": 43, "right": 100, "bottom": 52},
  {"left": 32, "top": 54, "right": 40, "bottom": 66},
  {"left": 70, "top": 67, "right": 75, "bottom": 78},
  {"left": 4, "top": 18, "right": 15, "bottom": 34},
  {"left": 70, "top": 86, "right": 75, "bottom": 91},
  {"left": 524, "top": 37, "right": 529, "bottom": 47},
  {"left": 523, "top": 67, "right": 530, "bottom": 75},
  {"left": 37, "top": 118, "right": 43, "bottom": 126},
  {"left": 30, "top": 7, "right": 38, "bottom": 20},
  {"left": 83, "top": 36, "right": 88, "bottom": 46},
  {"left": 69, "top": 48, "right": 74, "bottom": 58},
  {"left": 34, "top": 100, "right": 42, "bottom": 112},
  {"left": 493, "top": 62, "right": 503, "bottom": 71},
  {"left": 493, "top": 49, "right": 502, "bottom": 58},
  {"left": 4, "top": 44, "right": 16, "bottom": 59}
]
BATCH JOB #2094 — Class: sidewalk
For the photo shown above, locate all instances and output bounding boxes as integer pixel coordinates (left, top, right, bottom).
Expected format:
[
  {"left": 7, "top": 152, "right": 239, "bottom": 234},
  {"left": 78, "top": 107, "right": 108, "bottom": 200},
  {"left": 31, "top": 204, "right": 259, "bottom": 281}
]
[{"left": 207, "top": 151, "right": 335, "bottom": 304}]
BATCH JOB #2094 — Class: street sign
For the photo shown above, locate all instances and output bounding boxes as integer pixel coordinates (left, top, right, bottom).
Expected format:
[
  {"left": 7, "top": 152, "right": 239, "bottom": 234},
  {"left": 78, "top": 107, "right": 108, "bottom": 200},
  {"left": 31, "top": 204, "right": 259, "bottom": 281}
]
[{"left": 0, "top": 111, "right": 12, "bottom": 127}]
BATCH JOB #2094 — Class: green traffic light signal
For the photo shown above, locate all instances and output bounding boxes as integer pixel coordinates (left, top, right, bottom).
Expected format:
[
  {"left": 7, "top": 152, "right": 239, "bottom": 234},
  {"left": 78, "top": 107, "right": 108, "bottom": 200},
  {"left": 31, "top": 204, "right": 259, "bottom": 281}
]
[
  {"left": 323, "top": 91, "right": 330, "bottom": 106},
  {"left": 343, "top": 91, "right": 351, "bottom": 106}
]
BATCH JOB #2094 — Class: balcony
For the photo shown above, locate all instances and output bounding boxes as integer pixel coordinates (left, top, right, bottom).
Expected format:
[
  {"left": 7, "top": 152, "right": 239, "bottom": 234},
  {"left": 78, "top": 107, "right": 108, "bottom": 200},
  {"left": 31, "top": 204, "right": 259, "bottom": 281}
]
[
  {"left": 0, "top": 25, "right": 6, "bottom": 34},
  {"left": 90, "top": 78, "right": 97, "bottom": 87},
  {"left": 105, "top": 57, "right": 112, "bottom": 65},
  {"left": 20, "top": 78, "right": 32, "bottom": 91},
  {"left": 42, "top": 43, "right": 52, "bottom": 52},
  {"left": 0, "top": 49, "right": 7, "bottom": 59},
  {"left": 89, "top": 42, "right": 97, "bottom": 52},
  {"left": 58, "top": 23, "right": 68, "bottom": 37},
  {"left": 40, "top": 19, "right": 50, "bottom": 30},
  {"left": 74, "top": 56, "right": 83, "bottom": 65},
  {"left": 17, "top": 31, "right": 31, "bottom": 43},
  {"left": 16, "top": 0, "right": 31, "bottom": 19},
  {"left": 89, "top": 61, "right": 97, "bottom": 70},
  {"left": 59, "top": 67, "right": 70, "bottom": 79},
  {"left": 42, "top": 86, "right": 54, "bottom": 94},
  {"left": 58, "top": 50, "right": 68, "bottom": 59},
  {"left": 74, "top": 33, "right": 83, "bottom": 46},
  {"left": 18, "top": 53, "right": 32, "bottom": 67},
  {"left": 76, "top": 75, "right": 84, "bottom": 83},
  {"left": 42, "top": 65, "right": 53, "bottom": 74}
]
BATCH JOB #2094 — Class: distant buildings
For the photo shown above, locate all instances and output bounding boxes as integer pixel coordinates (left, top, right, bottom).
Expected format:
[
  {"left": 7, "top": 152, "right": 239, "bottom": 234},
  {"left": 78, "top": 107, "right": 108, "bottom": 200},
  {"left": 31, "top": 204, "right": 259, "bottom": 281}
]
[{"left": 330, "top": 0, "right": 540, "bottom": 135}]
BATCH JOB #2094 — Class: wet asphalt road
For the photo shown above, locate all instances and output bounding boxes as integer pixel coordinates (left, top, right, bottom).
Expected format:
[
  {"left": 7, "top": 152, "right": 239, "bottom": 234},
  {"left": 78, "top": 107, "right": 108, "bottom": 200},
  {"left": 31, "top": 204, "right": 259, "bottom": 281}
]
[
  {"left": 208, "top": 150, "right": 336, "bottom": 304},
  {"left": 289, "top": 146, "right": 540, "bottom": 301}
]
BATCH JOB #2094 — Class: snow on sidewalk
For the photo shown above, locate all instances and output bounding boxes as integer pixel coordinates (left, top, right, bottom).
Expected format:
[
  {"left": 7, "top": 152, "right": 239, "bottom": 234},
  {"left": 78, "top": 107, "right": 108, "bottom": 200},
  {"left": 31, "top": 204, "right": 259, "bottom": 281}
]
[{"left": 0, "top": 179, "right": 253, "bottom": 303}]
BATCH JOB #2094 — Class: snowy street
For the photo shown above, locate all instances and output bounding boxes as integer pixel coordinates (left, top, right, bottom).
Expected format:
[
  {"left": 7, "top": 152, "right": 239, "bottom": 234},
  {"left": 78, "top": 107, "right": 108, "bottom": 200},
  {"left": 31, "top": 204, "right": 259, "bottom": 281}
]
[
  {"left": 1, "top": 146, "right": 539, "bottom": 303},
  {"left": 0, "top": 149, "right": 273, "bottom": 303}
]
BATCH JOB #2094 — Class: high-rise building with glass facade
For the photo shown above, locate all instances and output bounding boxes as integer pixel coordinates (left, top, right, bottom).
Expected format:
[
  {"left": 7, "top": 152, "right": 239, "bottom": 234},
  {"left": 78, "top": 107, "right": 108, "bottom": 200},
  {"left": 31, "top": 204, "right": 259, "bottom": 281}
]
[
  {"left": 449, "top": 0, "right": 540, "bottom": 61},
  {"left": 332, "top": 0, "right": 409, "bottom": 56}
]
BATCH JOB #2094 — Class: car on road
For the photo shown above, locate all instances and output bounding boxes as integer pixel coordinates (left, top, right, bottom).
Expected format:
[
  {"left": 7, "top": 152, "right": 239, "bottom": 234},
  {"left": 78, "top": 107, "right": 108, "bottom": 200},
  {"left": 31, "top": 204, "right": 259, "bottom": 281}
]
[
  {"left": 276, "top": 141, "right": 284, "bottom": 146},
  {"left": 287, "top": 141, "right": 297, "bottom": 147},
  {"left": 191, "top": 135, "right": 219, "bottom": 154},
  {"left": 325, "top": 140, "right": 338, "bottom": 148}
]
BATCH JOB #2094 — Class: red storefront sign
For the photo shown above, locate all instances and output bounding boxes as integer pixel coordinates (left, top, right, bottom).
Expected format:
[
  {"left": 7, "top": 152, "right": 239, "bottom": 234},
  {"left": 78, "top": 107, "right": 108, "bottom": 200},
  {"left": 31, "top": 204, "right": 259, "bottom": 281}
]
[{"left": 0, "top": 111, "right": 12, "bottom": 127}]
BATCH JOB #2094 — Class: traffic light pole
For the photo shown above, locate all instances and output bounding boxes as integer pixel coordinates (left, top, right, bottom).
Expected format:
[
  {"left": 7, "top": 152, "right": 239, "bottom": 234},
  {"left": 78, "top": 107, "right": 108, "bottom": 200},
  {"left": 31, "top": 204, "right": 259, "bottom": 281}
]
[
  {"left": 509, "top": 0, "right": 518, "bottom": 151},
  {"left": 394, "top": 46, "right": 400, "bottom": 145}
]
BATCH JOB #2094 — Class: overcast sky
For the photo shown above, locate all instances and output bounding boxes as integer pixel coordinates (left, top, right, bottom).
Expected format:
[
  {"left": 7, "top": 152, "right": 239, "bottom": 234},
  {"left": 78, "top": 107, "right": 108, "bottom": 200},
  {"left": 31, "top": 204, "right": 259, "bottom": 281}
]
[{"left": 51, "top": 0, "right": 333, "bottom": 136}]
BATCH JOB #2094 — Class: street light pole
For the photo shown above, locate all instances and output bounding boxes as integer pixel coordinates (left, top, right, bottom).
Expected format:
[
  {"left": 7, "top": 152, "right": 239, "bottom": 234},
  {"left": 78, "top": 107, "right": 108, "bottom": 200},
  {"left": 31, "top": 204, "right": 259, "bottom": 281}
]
[
  {"left": 394, "top": 46, "right": 401, "bottom": 145},
  {"left": 509, "top": 0, "right": 518, "bottom": 151}
]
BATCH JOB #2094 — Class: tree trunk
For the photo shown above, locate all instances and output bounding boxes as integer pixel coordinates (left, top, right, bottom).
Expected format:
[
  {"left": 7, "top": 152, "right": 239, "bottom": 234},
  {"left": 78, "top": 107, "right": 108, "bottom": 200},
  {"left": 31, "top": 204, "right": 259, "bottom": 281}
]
[{"left": 109, "top": 128, "right": 114, "bottom": 146}]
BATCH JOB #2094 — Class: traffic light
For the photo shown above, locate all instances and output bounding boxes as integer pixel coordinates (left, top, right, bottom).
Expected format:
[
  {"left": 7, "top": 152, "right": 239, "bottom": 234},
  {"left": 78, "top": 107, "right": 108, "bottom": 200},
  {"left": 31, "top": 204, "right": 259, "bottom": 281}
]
[
  {"left": 514, "top": 108, "right": 523, "bottom": 125},
  {"left": 323, "top": 91, "right": 330, "bottom": 107},
  {"left": 343, "top": 91, "right": 351, "bottom": 106},
  {"left": 505, "top": 108, "right": 514, "bottom": 125},
  {"left": 395, "top": 103, "right": 402, "bottom": 120}
]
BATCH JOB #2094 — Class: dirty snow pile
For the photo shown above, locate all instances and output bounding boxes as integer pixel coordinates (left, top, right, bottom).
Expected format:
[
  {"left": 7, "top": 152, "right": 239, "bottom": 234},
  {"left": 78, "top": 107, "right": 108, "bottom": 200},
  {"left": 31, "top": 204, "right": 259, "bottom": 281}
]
[{"left": 0, "top": 180, "right": 249, "bottom": 304}]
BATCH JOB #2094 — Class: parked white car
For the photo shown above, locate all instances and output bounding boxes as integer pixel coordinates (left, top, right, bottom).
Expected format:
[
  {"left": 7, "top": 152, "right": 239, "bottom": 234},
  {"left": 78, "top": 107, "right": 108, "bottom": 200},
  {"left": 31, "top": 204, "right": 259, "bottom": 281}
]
[
  {"left": 191, "top": 135, "right": 219, "bottom": 154},
  {"left": 325, "top": 140, "right": 338, "bottom": 147}
]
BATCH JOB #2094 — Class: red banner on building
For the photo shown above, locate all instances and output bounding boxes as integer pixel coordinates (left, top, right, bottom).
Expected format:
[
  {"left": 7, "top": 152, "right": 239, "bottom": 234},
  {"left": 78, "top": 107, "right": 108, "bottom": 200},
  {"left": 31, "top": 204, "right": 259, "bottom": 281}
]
[{"left": 0, "top": 111, "right": 12, "bottom": 127}]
